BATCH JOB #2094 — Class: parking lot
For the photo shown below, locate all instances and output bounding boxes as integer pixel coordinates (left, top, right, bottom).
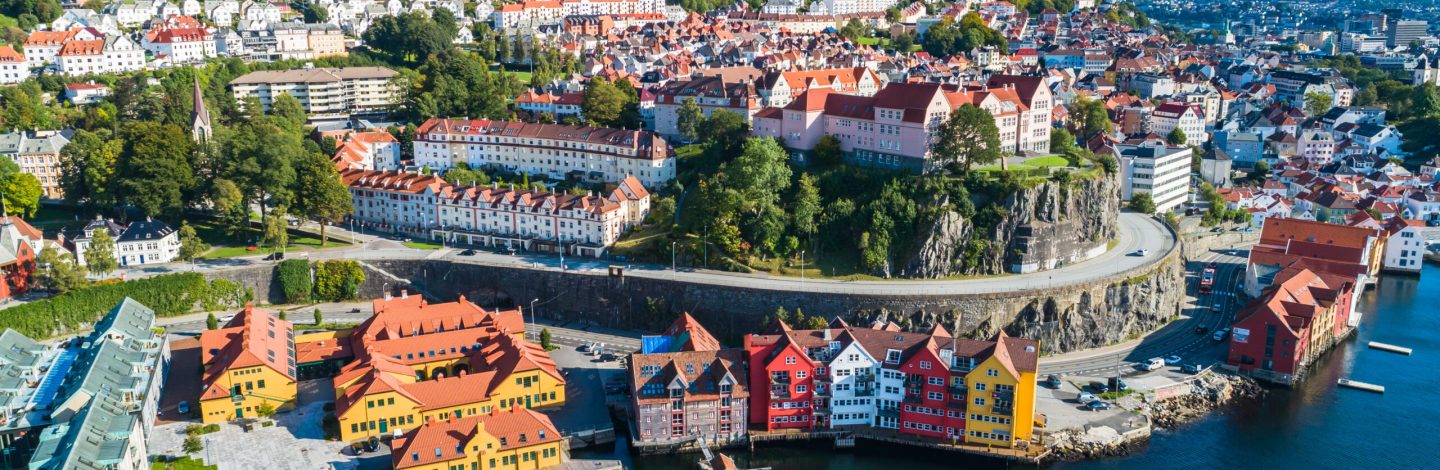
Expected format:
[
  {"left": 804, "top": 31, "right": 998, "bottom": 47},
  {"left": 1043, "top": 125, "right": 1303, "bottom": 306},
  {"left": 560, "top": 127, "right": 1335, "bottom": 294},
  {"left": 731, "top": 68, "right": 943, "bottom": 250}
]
[{"left": 539, "top": 341, "right": 629, "bottom": 435}]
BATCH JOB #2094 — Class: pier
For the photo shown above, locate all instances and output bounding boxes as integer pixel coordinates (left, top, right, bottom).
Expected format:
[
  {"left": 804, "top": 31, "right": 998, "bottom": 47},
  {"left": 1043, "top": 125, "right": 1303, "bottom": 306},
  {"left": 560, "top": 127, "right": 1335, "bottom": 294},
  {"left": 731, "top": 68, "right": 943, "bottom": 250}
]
[
  {"left": 1367, "top": 342, "right": 1413, "bottom": 355},
  {"left": 1337, "top": 378, "right": 1385, "bottom": 393}
]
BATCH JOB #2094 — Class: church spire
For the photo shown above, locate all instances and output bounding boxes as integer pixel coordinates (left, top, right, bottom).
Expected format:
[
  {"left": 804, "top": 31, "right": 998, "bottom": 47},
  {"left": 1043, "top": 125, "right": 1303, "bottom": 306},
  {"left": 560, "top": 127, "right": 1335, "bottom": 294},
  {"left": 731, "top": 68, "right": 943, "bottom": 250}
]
[{"left": 191, "top": 76, "right": 212, "bottom": 143}]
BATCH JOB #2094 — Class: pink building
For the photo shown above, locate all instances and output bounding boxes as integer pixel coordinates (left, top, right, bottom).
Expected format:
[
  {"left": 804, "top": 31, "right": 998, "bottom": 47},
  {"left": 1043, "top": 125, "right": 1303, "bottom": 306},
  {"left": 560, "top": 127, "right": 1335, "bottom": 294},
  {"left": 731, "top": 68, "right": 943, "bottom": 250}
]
[{"left": 752, "top": 76, "right": 1052, "bottom": 172}]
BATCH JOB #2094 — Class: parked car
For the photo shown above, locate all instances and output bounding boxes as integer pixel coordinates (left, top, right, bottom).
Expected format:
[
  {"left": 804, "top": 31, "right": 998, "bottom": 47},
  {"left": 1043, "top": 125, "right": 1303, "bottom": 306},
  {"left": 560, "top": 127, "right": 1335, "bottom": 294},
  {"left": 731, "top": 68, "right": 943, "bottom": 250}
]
[
  {"left": 576, "top": 343, "right": 591, "bottom": 353},
  {"left": 1182, "top": 363, "right": 1202, "bottom": 374},
  {"left": 1142, "top": 357, "right": 1165, "bottom": 371},
  {"left": 1108, "top": 377, "right": 1128, "bottom": 391},
  {"left": 263, "top": 252, "right": 285, "bottom": 261},
  {"left": 599, "top": 353, "right": 619, "bottom": 362},
  {"left": 459, "top": 249, "right": 477, "bottom": 256},
  {"left": 1077, "top": 392, "right": 1096, "bottom": 403},
  {"left": 1086, "top": 400, "right": 1113, "bottom": 411},
  {"left": 1164, "top": 355, "right": 1183, "bottom": 365},
  {"left": 1088, "top": 381, "right": 1109, "bottom": 393},
  {"left": 177, "top": 401, "right": 189, "bottom": 414},
  {"left": 1045, "top": 374, "right": 1063, "bottom": 389},
  {"left": 1213, "top": 328, "right": 1231, "bottom": 342},
  {"left": 1210, "top": 227, "right": 1224, "bottom": 233}
]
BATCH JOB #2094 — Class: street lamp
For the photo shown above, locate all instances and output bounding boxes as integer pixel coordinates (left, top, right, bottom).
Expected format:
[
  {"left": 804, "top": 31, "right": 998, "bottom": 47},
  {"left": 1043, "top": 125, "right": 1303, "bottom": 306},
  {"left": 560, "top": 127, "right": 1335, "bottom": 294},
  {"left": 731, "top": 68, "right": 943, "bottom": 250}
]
[
  {"left": 800, "top": 250, "right": 805, "bottom": 282},
  {"left": 671, "top": 241, "right": 677, "bottom": 273},
  {"left": 528, "top": 298, "right": 539, "bottom": 340}
]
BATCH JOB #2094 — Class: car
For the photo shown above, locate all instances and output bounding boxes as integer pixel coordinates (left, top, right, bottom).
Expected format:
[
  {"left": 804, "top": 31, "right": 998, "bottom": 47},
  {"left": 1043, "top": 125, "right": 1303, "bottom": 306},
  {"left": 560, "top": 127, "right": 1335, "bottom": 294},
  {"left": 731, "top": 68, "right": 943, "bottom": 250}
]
[
  {"left": 177, "top": 401, "right": 189, "bottom": 414},
  {"left": 220, "top": 315, "right": 235, "bottom": 324},
  {"left": 1213, "top": 302, "right": 1222, "bottom": 310},
  {"left": 504, "top": 247, "right": 517, "bottom": 255},
  {"left": 1194, "top": 325, "right": 1208, "bottom": 334},
  {"left": 1089, "top": 381, "right": 1110, "bottom": 393},
  {"left": 1108, "top": 377, "right": 1128, "bottom": 391},
  {"left": 599, "top": 353, "right": 619, "bottom": 362},
  {"left": 1164, "top": 355, "right": 1183, "bottom": 365},
  {"left": 459, "top": 249, "right": 477, "bottom": 256},
  {"left": 1045, "top": 374, "right": 1063, "bottom": 389},
  {"left": 576, "top": 343, "right": 591, "bottom": 353},
  {"left": 263, "top": 252, "right": 285, "bottom": 261},
  {"left": 1142, "top": 357, "right": 1165, "bottom": 371},
  {"left": 1210, "top": 227, "right": 1224, "bottom": 233},
  {"left": 1077, "top": 392, "right": 1096, "bottom": 403},
  {"left": 1130, "top": 249, "right": 1150, "bottom": 256},
  {"left": 1207, "top": 261, "right": 1219, "bottom": 269},
  {"left": 349, "top": 308, "right": 362, "bottom": 313},
  {"left": 1212, "top": 328, "right": 1231, "bottom": 342},
  {"left": 1086, "top": 400, "right": 1113, "bottom": 411},
  {"left": 1181, "top": 363, "right": 1202, "bottom": 374}
]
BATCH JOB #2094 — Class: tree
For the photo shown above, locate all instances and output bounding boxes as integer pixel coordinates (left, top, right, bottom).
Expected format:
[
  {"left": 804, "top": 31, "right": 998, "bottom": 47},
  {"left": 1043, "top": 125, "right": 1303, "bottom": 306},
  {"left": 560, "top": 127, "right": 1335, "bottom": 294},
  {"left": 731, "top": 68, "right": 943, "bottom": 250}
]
[
  {"left": 1303, "top": 91, "right": 1333, "bottom": 118},
  {"left": 1069, "top": 95, "right": 1113, "bottom": 137},
  {"left": 1, "top": 173, "right": 40, "bottom": 218},
  {"left": 444, "top": 163, "right": 489, "bottom": 186},
  {"left": 291, "top": 152, "right": 353, "bottom": 246},
  {"left": 269, "top": 93, "right": 307, "bottom": 129},
  {"left": 932, "top": 104, "right": 1003, "bottom": 174},
  {"left": 59, "top": 129, "right": 121, "bottom": 211},
  {"left": 176, "top": 222, "right": 210, "bottom": 262},
  {"left": 1250, "top": 161, "right": 1271, "bottom": 182},
  {"left": 362, "top": 11, "right": 453, "bottom": 65},
  {"left": 811, "top": 135, "right": 843, "bottom": 167},
  {"left": 1049, "top": 127, "right": 1078, "bottom": 153},
  {"left": 539, "top": 328, "right": 554, "bottom": 350},
  {"left": 183, "top": 435, "right": 203, "bottom": 454},
  {"left": 1411, "top": 84, "right": 1440, "bottom": 120},
  {"left": 33, "top": 248, "right": 87, "bottom": 293},
  {"left": 211, "top": 179, "right": 249, "bottom": 239},
  {"left": 206, "top": 313, "right": 219, "bottom": 330},
  {"left": 1166, "top": 127, "right": 1188, "bottom": 146},
  {"left": 1128, "top": 192, "right": 1156, "bottom": 213},
  {"left": 300, "top": 1, "right": 328, "bottom": 22},
  {"left": 839, "top": 18, "right": 870, "bottom": 41},
  {"left": 313, "top": 308, "right": 323, "bottom": 325},
  {"left": 676, "top": 98, "right": 703, "bottom": 143},
  {"left": 117, "top": 122, "right": 195, "bottom": 219},
  {"left": 84, "top": 230, "right": 118, "bottom": 278},
  {"left": 792, "top": 173, "right": 822, "bottom": 240},
  {"left": 256, "top": 402, "right": 276, "bottom": 417},
  {"left": 581, "top": 78, "right": 626, "bottom": 127},
  {"left": 262, "top": 210, "right": 289, "bottom": 254},
  {"left": 223, "top": 119, "right": 300, "bottom": 216}
]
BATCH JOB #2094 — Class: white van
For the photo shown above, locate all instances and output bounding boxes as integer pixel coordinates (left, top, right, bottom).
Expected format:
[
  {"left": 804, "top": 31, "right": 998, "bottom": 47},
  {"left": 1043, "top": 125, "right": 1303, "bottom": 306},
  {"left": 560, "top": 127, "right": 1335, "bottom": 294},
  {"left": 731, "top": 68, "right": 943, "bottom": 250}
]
[{"left": 1142, "top": 358, "right": 1165, "bottom": 371}]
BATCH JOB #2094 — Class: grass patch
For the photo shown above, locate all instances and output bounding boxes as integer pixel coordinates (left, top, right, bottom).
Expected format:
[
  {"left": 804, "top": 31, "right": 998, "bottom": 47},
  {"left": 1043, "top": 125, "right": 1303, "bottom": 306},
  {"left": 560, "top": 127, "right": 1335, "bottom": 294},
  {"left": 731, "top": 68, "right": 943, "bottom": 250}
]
[
  {"left": 403, "top": 240, "right": 444, "bottom": 250},
  {"left": 193, "top": 221, "right": 350, "bottom": 259},
  {"left": 611, "top": 224, "right": 670, "bottom": 259},
  {"left": 152, "top": 456, "right": 216, "bottom": 470},
  {"left": 1023, "top": 156, "right": 1072, "bottom": 168},
  {"left": 185, "top": 424, "right": 220, "bottom": 436},
  {"left": 1099, "top": 389, "right": 1137, "bottom": 400}
]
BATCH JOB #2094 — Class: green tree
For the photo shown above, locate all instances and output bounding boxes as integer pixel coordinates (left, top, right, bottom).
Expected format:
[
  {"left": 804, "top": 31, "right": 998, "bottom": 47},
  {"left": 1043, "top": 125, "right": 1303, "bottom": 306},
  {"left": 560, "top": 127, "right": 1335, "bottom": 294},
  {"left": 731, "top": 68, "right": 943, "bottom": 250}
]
[
  {"left": 117, "top": 122, "right": 195, "bottom": 219},
  {"left": 223, "top": 119, "right": 301, "bottom": 216},
  {"left": 539, "top": 328, "right": 554, "bottom": 350},
  {"left": 83, "top": 230, "right": 118, "bottom": 278},
  {"left": 1128, "top": 192, "right": 1156, "bottom": 213},
  {"left": 176, "top": 222, "right": 210, "bottom": 262},
  {"left": 1412, "top": 84, "right": 1440, "bottom": 120},
  {"left": 256, "top": 402, "right": 276, "bottom": 417},
  {"left": 676, "top": 98, "right": 704, "bottom": 143},
  {"left": 206, "top": 313, "right": 219, "bottom": 330},
  {"left": 581, "top": 78, "right": 626, "bottom": 127},
  {"left": 933, "top": 104, "right": 1003, "bottom": 174},
  {"left": 1166, "top": 127, "right": 1188, "bottom": 146},
  {"left": 183, "top": 435, "right": 203, "bottom": 454},
  {"left": 32, "top": 248, "right": 87, "bottom": 293},
  {"left": 1049, "top": 127, "right": 1078, "bottom": 153},
  {"left": 1, "top": 173, "right": 40, "bottom": 218},
  {"left": 1303, "top": 91, "right": 1333, "bottom": 118},
  {"left": 262, "top": 209, "right": 289, "bottom": 254},
  {"left": 210, "top": 179, "right": 250, "bottom": 239},
  {"left": 1250, "top": 161, "right": 1271, "bottom": 182},
  {"left": 1069, "top": 95, "right": 1113, "bottom": 137},
  {"left": 313, "top": 308, "right": 323, "bottom": 325},
  {"left": 444, "top": 163, "right": 490, "bottom": 186},
  {"left": 811, "top": 134, "right": 843, "bottom": 167},
  {"left": 58, "top": 129, "right": 121, "bottom": 211},
  {"left": 361, "top": 11, "right": 453, "bottom": 65},
  {"left": 290, "top": 152, "right": 353, "bottom": 246},
  {"left": 792, "top": 173, "right": 822, "bottom": 240},
  {"left": 300, "top": 1, "right": 328, "bottom": 22},
  {"left": 269, "top": 93, "right": 307, "bottom": 129},
  {"left": 839, "top": 18, "right": 870, "bottom": 40}
]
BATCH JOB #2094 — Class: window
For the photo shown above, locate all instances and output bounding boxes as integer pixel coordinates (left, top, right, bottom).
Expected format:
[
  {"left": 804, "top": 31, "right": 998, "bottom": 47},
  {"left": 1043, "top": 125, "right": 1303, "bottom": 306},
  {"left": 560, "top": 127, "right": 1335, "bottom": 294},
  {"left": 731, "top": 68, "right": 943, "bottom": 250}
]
[
  {"left": 785, "top": 356, "right": 797, "bottom": 365},
  {"left": 975, "top": 383, "right": 987, "bottom": 391}
]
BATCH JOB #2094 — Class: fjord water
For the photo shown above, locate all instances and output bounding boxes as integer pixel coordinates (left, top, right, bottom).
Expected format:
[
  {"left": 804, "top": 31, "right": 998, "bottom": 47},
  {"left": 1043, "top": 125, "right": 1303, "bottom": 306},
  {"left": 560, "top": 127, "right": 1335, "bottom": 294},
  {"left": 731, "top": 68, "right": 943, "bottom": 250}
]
[{"left": 599, "top": 264, "right": 1438, "bottom": 469}]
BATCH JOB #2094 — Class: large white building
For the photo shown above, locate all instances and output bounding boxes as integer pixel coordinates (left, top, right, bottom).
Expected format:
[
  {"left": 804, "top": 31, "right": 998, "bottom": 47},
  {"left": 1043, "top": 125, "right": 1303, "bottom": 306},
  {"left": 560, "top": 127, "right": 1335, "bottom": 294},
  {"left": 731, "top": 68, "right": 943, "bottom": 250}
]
[
  {"left": 1114, "top": 142, "right": 1192, "bottom": 215},
  {"left": 69, "top": 218, "right": 181, "bottom": 267},
  {"left": 0, "top": 45, "right": 25, "bottom": 84},
  {"left": 1382, "top": 218, "right": 1425, "bottom": 274},
  {"left": 229, "top": 66, "right": 398, "bottom": 119},
  {"left": 340, "top": 169, "right": 651, "bottom": 257},
  {"left": 1147, "top": 102, "right": 1206, "bottom": 144},
  {"left": 413, "top": 118, "right": 676, "bottom": 188}
]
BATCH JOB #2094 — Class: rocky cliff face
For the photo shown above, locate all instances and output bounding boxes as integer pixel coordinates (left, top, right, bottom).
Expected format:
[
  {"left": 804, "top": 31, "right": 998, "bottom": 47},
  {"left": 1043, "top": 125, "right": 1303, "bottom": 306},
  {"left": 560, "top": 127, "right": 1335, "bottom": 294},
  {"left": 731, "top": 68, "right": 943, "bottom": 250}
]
[
  {"left": 900, "top": 172, "right": 1120, "bottom": 278},
  {"left": 857, "top": 255, "right": 1184, "bottom": 353}
]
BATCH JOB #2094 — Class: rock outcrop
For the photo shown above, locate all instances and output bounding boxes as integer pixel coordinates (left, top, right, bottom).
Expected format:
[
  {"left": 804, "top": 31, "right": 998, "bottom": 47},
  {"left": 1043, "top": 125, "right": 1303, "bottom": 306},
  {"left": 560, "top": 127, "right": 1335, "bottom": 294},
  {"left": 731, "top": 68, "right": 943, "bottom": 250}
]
[
  {"left": 900, "top": 171, "right": 1120, "bottom": 278},
  {"left": 1147, "top": 373, "right": 1265, "bottom": 430}
]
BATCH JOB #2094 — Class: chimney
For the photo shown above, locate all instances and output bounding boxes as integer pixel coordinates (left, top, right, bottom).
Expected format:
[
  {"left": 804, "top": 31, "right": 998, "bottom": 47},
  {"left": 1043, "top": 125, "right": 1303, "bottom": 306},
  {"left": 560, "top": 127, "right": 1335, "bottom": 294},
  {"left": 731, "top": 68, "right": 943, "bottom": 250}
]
[
  {"left": 401, "top": 290, "right": 409, "bottom": 299},
  {"left": 384, "top": 291, "right": 393, "bottom": 301}
]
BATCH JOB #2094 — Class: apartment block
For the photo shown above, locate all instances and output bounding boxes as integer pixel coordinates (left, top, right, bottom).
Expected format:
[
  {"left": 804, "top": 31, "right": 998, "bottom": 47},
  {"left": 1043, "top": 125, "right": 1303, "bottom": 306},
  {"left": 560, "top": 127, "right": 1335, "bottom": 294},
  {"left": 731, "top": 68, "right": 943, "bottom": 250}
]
[
  {"left": 629, "top": 315, "right": 748, "bottom": 448},
  {"left": 413, "top": 118, "right": 676, "bottom": 188},
  {"left": 1114, "top": 142, "right": 1192, "bottom": 215},
  {"left": 229, "top": 66, "right": 398, "bottom": 119}
]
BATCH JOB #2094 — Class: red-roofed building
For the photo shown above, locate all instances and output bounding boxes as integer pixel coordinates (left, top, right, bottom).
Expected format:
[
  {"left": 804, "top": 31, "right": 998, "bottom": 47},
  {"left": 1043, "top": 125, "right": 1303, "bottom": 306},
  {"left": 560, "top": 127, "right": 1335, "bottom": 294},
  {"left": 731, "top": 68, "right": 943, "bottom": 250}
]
[
  {"left": 1244, "top": 217, "right": 1382, "bottom": 298},
  {"left": 0, "top": 45, "right": 23, "bottom": 84},
  {"left": 630, "top": 315, "right": 748, "bottom": 448},
  {"left": 413, "top": 117, "right": 674, "bottom": 188},
  {"left": 331, "top": 130, "right": 401, "bottom": 171},
  {"left": 390, "top": 408, "right": 564, "bottom": 470},
  {"left": 198, "top": 304, "right": 298, "bottom": 422},
  {"left": 323, "top": 293, "right": 565, "bottom": 443},
  {"left": 142, "top": 20, "right": 216, "bottom": 65},
  {"left": 1227, "top": 265, "right": 1356, "bottom": 384}
]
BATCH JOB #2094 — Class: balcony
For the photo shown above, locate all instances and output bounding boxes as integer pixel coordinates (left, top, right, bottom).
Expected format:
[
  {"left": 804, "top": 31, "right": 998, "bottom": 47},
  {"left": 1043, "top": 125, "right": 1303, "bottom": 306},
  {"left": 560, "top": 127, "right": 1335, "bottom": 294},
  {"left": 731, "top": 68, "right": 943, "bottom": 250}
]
[
  {"left": 814, "top": 388, "right": 831, "bottom": 397},
  {"left": 902, "top": 395, "right": 924, "bottom": 404},
  {"left": 991, "top": 406, "right": 1014, "bottom": 416},
  {"left": 993, "top": 390, "right": 1014, "bottom": 401},
  {"left": 948, "top": 384, "right": 966, "bottom": 394},
  {"left": 770, "top": 374, "right": 791, "bottom": 384},
  {"left": 853, "top": 385, "right": 875, "bottom": 397},
  {"left": 877, "top": 408, "right": 899, "bottom": 418},
  {"left": 770, "top": 389, "right": 791, "bottom": 400},
  {"left": 947, "top": 400, "right": 968, "bottom": 409}
]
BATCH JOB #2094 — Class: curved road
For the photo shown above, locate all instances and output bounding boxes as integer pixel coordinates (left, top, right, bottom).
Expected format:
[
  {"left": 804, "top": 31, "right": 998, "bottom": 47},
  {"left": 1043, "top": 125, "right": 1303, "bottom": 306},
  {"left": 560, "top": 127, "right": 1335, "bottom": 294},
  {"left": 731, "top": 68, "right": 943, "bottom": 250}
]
[
  {"left": 1038, "top": 243, "right": 1251, "bottom": 375},
  {"left": 128, "top": 212, "right": 1174, "bottom": 298}
]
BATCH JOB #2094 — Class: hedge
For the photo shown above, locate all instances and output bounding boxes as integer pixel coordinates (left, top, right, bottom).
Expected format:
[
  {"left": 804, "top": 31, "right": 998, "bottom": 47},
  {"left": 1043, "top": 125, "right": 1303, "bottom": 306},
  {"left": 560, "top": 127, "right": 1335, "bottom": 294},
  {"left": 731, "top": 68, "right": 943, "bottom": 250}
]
[
  {"left": 313, "top": 260, "right": 365, "bottom": 302},
  {"left": 0, "top": 273, "right": 249, "bottom": 339},
  {"left": 275, "top": 259, "right": 313, "bottom": 304}
]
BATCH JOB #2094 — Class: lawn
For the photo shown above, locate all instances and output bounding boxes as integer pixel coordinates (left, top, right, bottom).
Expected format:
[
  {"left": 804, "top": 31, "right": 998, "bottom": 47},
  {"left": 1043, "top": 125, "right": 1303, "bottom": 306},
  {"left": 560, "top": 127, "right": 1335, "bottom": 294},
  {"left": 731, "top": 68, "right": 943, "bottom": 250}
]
[
  {"left": 192, "top": 221, "right": 350, "bottom": 259},
  {"left": 151, "top": 456, "right": 216, "bottom": 470},
  {"left": 611, "top": 223, "right": 670, "bottom": 260},
  {"left": 1023, "top": 156, "right": 1072, "bottom": 168},
  {"left": 403, "top": 240, "right": 444, "bottom": 250},
  {"left": 491, "top": 65, "right": 532, "bottom": 85}
]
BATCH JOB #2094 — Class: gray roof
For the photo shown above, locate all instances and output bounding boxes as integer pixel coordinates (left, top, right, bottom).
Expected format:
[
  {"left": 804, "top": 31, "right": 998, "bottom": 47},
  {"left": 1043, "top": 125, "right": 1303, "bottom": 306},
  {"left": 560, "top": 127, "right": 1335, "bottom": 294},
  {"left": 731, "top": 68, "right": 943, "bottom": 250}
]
[
  {"left": 0, "top": 131, "right": 70, "bottom": 156},
  {"left": 229, "top": 66, "right": 396, "bottom": 85}
]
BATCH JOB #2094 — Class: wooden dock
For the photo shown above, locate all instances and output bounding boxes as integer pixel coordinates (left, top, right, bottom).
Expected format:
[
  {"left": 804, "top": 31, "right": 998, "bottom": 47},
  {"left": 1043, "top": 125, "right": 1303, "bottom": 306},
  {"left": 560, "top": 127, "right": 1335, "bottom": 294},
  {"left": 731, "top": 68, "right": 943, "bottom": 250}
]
[
  {"left": 1367, "top": 342, "right": 1413, "bottom": 355},
  {"left": 1338, "top": 378, "right": 1385, "bottom": 393}
]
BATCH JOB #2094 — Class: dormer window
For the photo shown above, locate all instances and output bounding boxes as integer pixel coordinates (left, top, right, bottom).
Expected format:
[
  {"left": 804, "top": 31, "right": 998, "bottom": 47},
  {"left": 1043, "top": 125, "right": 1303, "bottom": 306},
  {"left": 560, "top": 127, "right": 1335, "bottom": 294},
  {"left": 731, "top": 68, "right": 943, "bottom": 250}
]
[{"left": 885, "top": 349, "right": 901, "bottom": 364}]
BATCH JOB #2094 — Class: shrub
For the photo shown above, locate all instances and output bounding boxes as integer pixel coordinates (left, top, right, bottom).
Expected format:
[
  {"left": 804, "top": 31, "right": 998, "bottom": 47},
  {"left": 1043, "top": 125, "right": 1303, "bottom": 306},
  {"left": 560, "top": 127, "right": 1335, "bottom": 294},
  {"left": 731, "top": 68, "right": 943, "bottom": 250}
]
[
  {"left": 275, "top": 259, "right": 313, "bottom": 304},
  {"left": 0, "top": 274, "right": 246, "bottom": 339},
  {"left": 256, "top": 403, "right": 276, "bottom": 417},
  {"left": 313, "top": 260, "right": 365, "bottom": 302},
  {"left": 183, "top": 435, "right": 203, "bottom": 453}
]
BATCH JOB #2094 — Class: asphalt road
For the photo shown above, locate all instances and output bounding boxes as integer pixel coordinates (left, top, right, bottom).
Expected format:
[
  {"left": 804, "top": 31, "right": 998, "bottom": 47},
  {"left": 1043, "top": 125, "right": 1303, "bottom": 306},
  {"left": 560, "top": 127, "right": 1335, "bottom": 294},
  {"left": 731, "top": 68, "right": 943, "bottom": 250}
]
[
  {"left": 127, "top": 212, "right": 1175, "bottom": 298},
  {"left": 1037, "top": 244, "right": 1251, "bottom": 376}
]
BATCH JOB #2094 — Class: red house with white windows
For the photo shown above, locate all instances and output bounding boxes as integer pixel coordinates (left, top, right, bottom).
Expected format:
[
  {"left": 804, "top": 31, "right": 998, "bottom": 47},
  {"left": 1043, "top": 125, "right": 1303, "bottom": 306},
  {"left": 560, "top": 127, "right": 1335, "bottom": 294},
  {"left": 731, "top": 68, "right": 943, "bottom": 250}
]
[
  {"left": 895, "top": 327, "right": 968, "bottom": 439},
  {"left": 0, "top": 216, "right": 43, "bottom": 300},
  {"left": 744, "top": 321, "right": 817, "bottom": 431},
  {"left": 1227, "top": 263, "right": 1356, "bottom": 384}
]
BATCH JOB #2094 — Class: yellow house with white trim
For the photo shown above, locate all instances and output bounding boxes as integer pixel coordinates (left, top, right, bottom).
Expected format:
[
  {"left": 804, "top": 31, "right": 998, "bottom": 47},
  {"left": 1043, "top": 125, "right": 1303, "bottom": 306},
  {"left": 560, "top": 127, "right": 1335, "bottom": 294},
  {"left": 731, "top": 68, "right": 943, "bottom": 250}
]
[
  {"left": 390, "top": 408, "right": 566, "bottom": 470},
  {"left": 198, "top": 305, "right": 297, "bottom": 423}
]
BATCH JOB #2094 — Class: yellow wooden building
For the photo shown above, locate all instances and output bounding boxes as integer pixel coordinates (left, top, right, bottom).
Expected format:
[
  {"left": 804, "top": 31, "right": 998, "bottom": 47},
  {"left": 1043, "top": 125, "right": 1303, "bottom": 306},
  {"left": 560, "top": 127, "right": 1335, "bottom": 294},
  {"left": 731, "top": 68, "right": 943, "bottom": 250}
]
[{"left": 391, "top": 408, "right": 566, "bottom": 470}]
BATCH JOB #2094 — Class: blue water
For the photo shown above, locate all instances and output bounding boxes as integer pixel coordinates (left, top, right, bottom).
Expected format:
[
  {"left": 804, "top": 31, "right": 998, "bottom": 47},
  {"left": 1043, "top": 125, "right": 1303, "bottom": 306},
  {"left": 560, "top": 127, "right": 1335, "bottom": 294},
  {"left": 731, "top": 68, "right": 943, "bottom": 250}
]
[{"left": 602, "top": 264, "right": 1440, "bottom": 469}]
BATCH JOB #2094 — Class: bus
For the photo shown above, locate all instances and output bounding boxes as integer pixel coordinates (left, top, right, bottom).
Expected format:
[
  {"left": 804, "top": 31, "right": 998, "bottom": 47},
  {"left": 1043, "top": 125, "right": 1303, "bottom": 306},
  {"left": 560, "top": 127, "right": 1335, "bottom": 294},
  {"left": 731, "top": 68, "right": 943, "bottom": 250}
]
[{"left": 1200, "top": 267, "right": 1216, "bottom": 294}]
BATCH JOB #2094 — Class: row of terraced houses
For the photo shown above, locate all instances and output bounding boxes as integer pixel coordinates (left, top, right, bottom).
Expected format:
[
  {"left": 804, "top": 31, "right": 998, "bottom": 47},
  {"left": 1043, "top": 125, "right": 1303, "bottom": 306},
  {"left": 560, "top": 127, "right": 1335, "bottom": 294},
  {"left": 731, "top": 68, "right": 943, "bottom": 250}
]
[{"left": 628, "top": 314, "right": 1041, "bottom": 453}]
